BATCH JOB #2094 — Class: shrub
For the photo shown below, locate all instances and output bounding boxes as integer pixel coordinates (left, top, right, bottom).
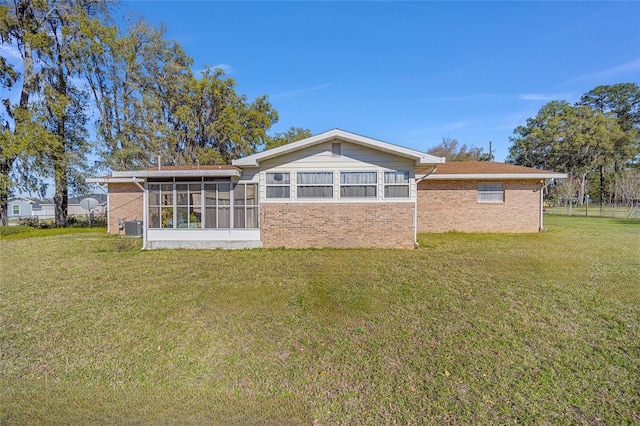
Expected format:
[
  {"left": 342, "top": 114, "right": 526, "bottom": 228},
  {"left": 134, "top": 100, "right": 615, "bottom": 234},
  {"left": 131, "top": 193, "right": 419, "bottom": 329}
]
[{"left": 18, "top": 217, "right": 39, "bottom": 228}]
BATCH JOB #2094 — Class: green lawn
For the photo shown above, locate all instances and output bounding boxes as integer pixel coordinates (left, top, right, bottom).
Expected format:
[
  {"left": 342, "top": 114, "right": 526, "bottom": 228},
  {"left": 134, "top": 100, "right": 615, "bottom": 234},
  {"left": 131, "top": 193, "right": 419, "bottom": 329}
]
[{"left": 1, "top": 216, "right": 638, "bottom": 424}]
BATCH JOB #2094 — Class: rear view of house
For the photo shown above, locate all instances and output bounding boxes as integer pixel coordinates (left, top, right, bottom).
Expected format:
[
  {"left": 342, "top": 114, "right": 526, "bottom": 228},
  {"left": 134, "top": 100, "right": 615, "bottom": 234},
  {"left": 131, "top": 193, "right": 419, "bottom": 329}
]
[{"left": 88, "top": 129, "right": 566, "bottom": 249}]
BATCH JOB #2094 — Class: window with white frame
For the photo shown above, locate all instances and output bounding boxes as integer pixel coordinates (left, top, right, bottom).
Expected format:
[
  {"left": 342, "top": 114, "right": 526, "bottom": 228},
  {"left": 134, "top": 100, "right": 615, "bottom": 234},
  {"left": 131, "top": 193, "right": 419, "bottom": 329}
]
[
  {"left": 478, "top": 183, "right": 504, "bottom": 203},
  {"left": 384, "top": 171, "right": 410, "bottom": 198},
  {"left": 297, "top": 172, "right": 333, "bottom": 198},
  {"left": 12, "top": 204, "right": 20, "bottom": 215},
  {"left": 265, "top": 172, "right": 290, "bottom": 199},
  {"left": 340, "top": 171, "right": 377, "bottom": 198}
]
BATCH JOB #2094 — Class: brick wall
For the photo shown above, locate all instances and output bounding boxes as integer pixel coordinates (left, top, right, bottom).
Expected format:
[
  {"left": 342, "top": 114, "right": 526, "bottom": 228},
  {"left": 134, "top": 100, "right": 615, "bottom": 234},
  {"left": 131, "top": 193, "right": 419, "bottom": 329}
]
[
  {"left": 417, "top": 180, "right": 542, "bottom": 233},
  {"left": 261, "top": 202, "right": 415, "bottom": 249},
  {"left": 107, "top": 183, "right": 144, "bottom": 235}
]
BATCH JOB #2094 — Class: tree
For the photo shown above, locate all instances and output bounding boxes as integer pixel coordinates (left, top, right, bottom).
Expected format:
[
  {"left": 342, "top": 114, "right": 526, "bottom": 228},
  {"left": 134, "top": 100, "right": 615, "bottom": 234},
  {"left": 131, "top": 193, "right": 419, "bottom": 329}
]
[
  {"left": 1, "top": 0, "right": 112, "bottom": 225},
  {"left": 82, "top": 20, "right": 279, "bottom": 171},
  {"left": 266, "top": 126, "right": 312, "bottom": 150},
  {"left": 426, "top": 137, "right": 491, "bottom": 161},
  {"left": 613, "top": 170, "right": 640, "bottom": 209},
  {"left": 0, "top": 0, "right": 42, "bottom": 225},
  {"left": 507, "top": 100, "right": 623, "bottom": 205},
  {"left": 557, "top": 175, "right": 580, "bottom": 216},
  {"left": 2, "top": 3, "right": 287, "bottom": 226},
  {"left": 577, "top": 83, "right": 640, "bottom": 211},
  {"left": 577, "top": 83, "right": 640, "bottom": 168}
]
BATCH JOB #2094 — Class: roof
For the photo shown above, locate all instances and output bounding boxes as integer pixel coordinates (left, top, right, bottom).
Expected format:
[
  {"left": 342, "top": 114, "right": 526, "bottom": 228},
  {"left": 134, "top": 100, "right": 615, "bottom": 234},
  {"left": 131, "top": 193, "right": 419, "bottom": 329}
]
[
  {"left": 420, "top": 162, "right": 567, "bottom": 180},
  {"left": 8, "top": 196, "right": 34, "bottom": 204},
  {"left": 68, "top": 194, "right": 107, "bottom": 205},
  {"left": 87, "top": 165, "right": 241, "bottom": 183},
  {"left": 233, "top": 129, "right": 446, "bottom": 167}
]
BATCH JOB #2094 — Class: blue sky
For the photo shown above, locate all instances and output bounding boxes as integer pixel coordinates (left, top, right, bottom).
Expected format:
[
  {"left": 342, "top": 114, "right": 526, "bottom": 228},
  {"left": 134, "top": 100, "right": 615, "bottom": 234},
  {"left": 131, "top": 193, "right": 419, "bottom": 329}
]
[{"left": 123, "top": 0, "right": 640, "bottom": 162}]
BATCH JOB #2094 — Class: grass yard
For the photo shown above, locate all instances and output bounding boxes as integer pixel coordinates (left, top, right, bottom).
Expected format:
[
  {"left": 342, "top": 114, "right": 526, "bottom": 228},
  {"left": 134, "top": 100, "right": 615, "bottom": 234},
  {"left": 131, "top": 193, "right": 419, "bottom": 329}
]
[{"left": 0, "top": 216, "right": 638, "bottom": 424}]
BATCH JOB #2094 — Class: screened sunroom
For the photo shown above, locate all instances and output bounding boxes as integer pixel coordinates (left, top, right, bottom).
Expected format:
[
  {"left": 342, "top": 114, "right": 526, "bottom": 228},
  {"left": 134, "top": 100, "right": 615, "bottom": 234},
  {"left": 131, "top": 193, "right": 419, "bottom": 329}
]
[
  {"left": 146, "top": 181, "right": 258, "bottom": 230},
  {"left": 90, "top": 166, "right": 262, "bottom": 249},
  {"left": 144, "top": 176, "right": 261, "bottom": 249}
]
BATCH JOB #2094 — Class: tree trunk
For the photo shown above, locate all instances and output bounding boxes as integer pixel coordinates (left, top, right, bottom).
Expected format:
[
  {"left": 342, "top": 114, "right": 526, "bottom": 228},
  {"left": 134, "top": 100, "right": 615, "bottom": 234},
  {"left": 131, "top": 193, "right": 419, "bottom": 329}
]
[
  {"left": 0, "top": 160, "right": 10, "bottom": 226},
  {"left": 599, "top": 164, "right": 605, "bottom": 215},
  {"left": 53, "top": 161, "right": 68, "bottom": 226},
  {"left": 577, "top": 173, "right": 588, "bottom": 207}
]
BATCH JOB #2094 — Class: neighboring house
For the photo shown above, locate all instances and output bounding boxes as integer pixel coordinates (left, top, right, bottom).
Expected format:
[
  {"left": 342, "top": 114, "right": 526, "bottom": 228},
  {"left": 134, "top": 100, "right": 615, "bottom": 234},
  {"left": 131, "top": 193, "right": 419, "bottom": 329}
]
[
  {"left": 9, "top": 194, "right": 107, "bottom": 220},
  {"left": 88, "top": 129, "right": 566, "bottom": 249},
  {"left": 8, "top": 197, "right": 35, "bottom": 220},
  {"left": 31, "top": 200, "right": 55, "bottom": 219},
  {"left": 68, "top": 194, "right": 108, "bottom": 216}
]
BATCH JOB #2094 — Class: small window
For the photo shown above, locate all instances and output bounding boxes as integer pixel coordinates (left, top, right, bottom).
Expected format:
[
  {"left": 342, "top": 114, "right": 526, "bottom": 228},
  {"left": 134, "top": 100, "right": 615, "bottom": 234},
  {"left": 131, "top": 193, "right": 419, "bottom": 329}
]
[
  {"left": 12, "top": 204, "right": 20, "bottom": 215},
  {"left": 266, "top": 172, "right": 291, "bottom": 199},
  {"left": 297, "top": 172, "right": 333, "bottom": 198},
  {"left": 384, "top": 171, "right": 410, "bottom": 198},
  {"left": 332, "top": 143, "right": 341, "bottom": 157},
  {"left": 478, "top": 183, "right": 504, "bottom": 203},
  {"left": 340, "top": 172, "right": 377, "bottom": 198}
]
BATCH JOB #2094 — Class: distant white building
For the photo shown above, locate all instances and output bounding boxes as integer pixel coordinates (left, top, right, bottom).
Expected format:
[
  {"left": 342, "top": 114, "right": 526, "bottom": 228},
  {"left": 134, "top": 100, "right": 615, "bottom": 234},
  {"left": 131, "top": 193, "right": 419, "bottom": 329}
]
[
  {"left": 8, "top": 194, "right": 107, "bottom": 221},
  {"left": 8, "top": 197, "right": 35, "bottom": 220}
]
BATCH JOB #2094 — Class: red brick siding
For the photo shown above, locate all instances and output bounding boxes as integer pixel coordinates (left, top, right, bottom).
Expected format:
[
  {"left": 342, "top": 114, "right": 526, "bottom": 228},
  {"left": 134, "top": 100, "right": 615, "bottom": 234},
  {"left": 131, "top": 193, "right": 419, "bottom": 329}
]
[
  {"left": 261, "top": 202, "right": 415, "bottom": 249},
  {"left": 107, "top": 183, "right": 144, "bottom": 235},
  {"left": 417, "top": 180, "right": 542, "bottom": 233}
]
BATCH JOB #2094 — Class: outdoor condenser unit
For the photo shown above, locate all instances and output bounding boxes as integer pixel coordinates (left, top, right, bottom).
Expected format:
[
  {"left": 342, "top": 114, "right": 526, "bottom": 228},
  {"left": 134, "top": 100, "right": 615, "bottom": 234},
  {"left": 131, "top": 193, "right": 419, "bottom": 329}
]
[{"left": 124, "top": 221, "right": 143, "bottom": 237}]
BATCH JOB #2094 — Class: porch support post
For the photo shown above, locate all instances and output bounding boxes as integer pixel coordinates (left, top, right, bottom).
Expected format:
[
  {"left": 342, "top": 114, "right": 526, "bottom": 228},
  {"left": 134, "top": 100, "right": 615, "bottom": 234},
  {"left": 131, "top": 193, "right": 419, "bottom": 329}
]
[
  {"left": 132, "top": 177, "right": 147, "bottom": 249},
  {"left": 539, "top": 181, "right": 544, "bottom": 231}
]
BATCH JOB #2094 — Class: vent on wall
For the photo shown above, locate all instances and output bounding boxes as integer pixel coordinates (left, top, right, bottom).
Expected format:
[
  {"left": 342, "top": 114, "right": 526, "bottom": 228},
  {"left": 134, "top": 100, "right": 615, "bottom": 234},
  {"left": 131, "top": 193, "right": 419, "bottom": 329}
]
[
  {"left": 124, "top": 221, "right": 143, "bottom": 237},
  {"left": 332, "top": 142, "right": 341, "bottom": 157}
]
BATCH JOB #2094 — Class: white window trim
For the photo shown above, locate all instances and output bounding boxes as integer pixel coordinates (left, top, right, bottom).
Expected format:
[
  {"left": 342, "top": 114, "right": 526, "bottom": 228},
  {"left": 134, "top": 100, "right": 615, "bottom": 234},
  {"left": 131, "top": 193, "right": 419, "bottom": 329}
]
[
  {"left": 383, "top": 171, "right": 411, "bottom": 199},
  {"left": 12, "top": 204, "right": 20, "bottom": 215},
  {"left": 265, "top": 171, "right": 291, "bottom": 200},
  {"left": 478, "top": 182, "right": 505, "bottom": 203},
  {"left": 339, "top": 171, "right": 378, "bottom": 199},
  {"left": 296, "top": 171, "right": 334, "bottom": 199},
  {"left": 260, "top": 169, "right": 415, "bottom": 203}
]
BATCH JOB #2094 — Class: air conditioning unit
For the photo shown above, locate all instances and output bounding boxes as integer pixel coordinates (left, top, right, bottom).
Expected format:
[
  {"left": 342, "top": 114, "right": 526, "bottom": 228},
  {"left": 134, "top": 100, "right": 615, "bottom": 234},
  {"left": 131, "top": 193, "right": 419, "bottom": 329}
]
[{"left": 124, "top": 221, "right": 143, "bottom": 237}]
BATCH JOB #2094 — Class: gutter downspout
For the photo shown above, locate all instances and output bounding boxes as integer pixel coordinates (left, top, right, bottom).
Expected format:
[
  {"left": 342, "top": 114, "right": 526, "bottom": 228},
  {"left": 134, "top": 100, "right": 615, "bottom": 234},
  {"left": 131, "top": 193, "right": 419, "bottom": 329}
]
[
  {"left": 95, "top": 184, "right": 109, "bottom": 234},
  {"left": 413, "top": 166, "right": 438, "bottom": 247},
  {"left": 539, "top": 180, "right": 547, "bottom": 231},
  {"left": 132, "top": 177, "right": 147, "bottom": 250}
]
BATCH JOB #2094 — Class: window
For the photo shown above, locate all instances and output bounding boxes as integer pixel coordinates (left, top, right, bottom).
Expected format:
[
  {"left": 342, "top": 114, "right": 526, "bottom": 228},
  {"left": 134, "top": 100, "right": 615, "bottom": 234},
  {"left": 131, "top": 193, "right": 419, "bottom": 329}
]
[
  {"left": 384, "top": 171, "right": 410, "bottom": 198},
  {"left": 297, "top": 172, "right": 333, "bottom": 198},
  {"left": 340, "top": 172, "right": 377, "bottom": 198},
  {"left": 266, "top": 172, "right": 290, "bottom": 199},
  {"left": 332, "top": 142, "right": 341, "bottom": 157},
  {"left": 478, "top": 183, "right": 504, "bottom": 203},
  {"left": 12, "top": 204, "right": 20, "bottom": 216}
]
